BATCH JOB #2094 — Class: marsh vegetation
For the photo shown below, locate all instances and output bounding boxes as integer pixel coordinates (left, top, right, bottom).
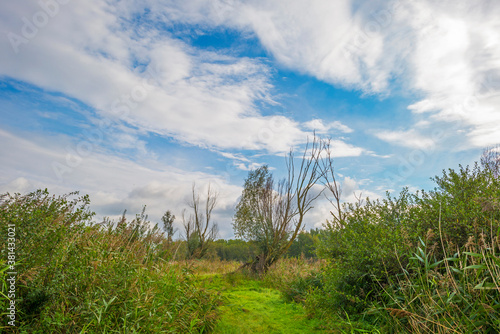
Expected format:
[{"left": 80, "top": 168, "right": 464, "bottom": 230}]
[{"left": 1, "top": 146, "right": 499, "bottom": 333}]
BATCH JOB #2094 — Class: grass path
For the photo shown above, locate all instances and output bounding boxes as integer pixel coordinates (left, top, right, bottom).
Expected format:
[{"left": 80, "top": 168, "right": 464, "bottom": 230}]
[{"left": 199, "top": 274, "right": 328, "bottom": 334}]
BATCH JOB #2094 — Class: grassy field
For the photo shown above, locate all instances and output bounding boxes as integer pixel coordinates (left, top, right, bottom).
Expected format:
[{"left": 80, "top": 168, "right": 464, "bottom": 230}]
[{"left": 187, "top": 258, "right": 330, "bottom": 333}]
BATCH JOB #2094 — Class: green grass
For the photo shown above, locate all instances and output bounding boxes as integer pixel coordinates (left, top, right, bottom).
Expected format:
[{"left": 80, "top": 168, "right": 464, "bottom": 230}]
[{"left": 198, "top": 274, "right": 328, "bottom": 334}]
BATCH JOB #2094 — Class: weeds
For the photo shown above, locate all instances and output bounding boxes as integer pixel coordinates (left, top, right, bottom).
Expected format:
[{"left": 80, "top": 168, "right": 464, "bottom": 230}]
[{"left": 376, "top": 230, "right": 500, "bottom": 333}]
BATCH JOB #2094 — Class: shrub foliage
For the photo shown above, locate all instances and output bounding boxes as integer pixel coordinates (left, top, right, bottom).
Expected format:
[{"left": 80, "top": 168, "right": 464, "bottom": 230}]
[
  {"left": 0, "top": 190, "right": 221, "bottom": 333},
  {"left": 299, "top": 157, "right": 500, "bottom": 332}
]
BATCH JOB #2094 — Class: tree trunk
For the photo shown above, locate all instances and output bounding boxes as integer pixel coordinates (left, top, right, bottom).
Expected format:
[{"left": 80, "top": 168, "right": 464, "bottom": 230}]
[{"left": 239, "top": 252, "right": 277, "bottom": 275}]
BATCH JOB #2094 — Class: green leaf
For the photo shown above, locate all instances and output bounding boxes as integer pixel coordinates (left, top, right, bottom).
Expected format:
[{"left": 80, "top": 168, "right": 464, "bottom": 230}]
[
  {"left": 464, "top": 264, "right": 487, "bottom": 270},
  {"left": 429, "top": 260, "right": 444, "bottom": 269},
  {"left": 463, "top": 251, "right": 482, "bottom": 258},
  {"left": 474, "top": 282, "right": 499, "bottom": 290},
  {"left": 412, "top": 254, "right": 424, "bottom": 263}
]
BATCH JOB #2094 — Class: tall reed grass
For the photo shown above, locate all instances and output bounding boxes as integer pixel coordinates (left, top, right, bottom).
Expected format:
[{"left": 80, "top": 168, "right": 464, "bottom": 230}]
[
  {"left": 0, "top": 190, "right": 222, "bottom": 333},
  {"left": 374, "top": 226, "right": 500, "bottom": 333}
]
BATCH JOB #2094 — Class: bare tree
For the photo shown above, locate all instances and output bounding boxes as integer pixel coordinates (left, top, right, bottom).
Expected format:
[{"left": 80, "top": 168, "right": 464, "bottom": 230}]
[
  {"left": 320, "top": 139, "right": 345, "bottom": 229},
  {"left": 233, "top": 136, "right": 327, "bottom": 273},
  {"left": 481, "top": 145, "right": 500, "bottom": 178},
  {"left": 183, "top": 183, "right": 219, "bottom": 259}
]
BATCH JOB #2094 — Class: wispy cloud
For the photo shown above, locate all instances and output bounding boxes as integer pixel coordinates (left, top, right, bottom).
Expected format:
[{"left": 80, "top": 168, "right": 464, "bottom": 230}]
[
  {"left": 303, "top": 119, "right": 353, "bottom": 134},
  {"left": 402, "top": 1, "right": 500, "bottom": 148},
  {"left": 0, "top": 128, "right": 242, "bottom": 238},
  {"left": 0, "top": 1, "right": 309, "bottom": 154},
  {"left": 375, "top": 129, "right": 436, "bottom": 150},
  {"left": 159, "top": 0, "right": 500, "bottom": 150}
]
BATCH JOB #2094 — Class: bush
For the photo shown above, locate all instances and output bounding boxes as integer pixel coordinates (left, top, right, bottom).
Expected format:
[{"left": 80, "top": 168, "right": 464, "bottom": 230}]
[
  {"left": 412, "top": 163, "right": 500, "bottom": 249},
  {"left": 375, "top": 234, "right": 500, "bottom": 333},
  {"left": 0, "top": 190, "right": 222, "bottom": 333},
  {"left": 315, "top": 189, "right": 415, "bottom": 315},
  {"left": 311, "top": 160, "right": 500, "bottom": 330}
]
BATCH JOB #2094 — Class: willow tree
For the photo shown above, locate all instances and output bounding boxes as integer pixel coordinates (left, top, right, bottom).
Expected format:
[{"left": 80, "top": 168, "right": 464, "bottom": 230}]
[{"left": 233, "top": 137, "right": 326, "bottom": 273}]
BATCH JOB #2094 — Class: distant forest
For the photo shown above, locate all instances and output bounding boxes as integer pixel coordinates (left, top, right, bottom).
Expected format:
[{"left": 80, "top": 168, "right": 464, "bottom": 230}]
[{"left": 212, "top": 228, "right": 320, "bottom": 262}]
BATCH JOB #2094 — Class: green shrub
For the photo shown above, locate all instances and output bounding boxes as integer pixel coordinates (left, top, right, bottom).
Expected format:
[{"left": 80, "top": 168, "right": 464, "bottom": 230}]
[
  {"left": 375, "top": 235, "right": 500, "bottom": 333},
  {"left": 315, "top": 189, "right": 414, "bottom": 315},
  {"left": 0, "top": 190, "right": 222, "bottom": 333},
  {"left": 311, "top": 160, "right": 500, "bottom": 329},
  {"left": 412, "top": 163, "right": 500, "bottom": 249}
]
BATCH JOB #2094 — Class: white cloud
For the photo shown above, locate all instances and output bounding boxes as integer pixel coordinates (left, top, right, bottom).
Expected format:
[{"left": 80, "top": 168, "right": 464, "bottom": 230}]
[
  {"left": 0, "top": 1, "right": 309, "bottom": 155},
  {"left": 217, "top": 0, "right": 396, "bottom": 93},
  {"left": 1, "top": 177, "right": 34, "bottom": 194},
  {"left": 375, "top": 129, "right": 436, "bottom": 150},
  {"left": 134, "top": 0, "right": 409, "bottom": 94},
  {"left": 235, "top": 0, "right": 500, "bottom": 149},
  {"left": 164, "top": 0, "right": 500, "bottom": 150},
  {"left": 303, "top": 119, "right": 353, "bottom": 134},
  {"left": 75, "top": 0, "right": 500, "bottom": 153},
  {"left": 218, "top": 152, "right": 250, "bottom": 162},
  {"left": 235, "top": 0, "right": 395, "bottom": 93},
  {"left": 0, "top": 0, "right": 367, "bottom": 159},
  {"left": 327, "top": 140, "right": 364, "bottom": 157},
  {"left": 401, "top": 1, "right": 500, "bottom": 148},
  {"left": 0, "top": 129, "right": 242, "bottom": 238},
  {"left": 234, "top": 162, "right": 263, "bottom": 171}
]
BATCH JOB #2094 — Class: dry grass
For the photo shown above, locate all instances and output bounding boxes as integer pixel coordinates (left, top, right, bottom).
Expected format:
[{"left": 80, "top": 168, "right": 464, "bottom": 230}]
[
  {"left": 173, "top": 258, "right": 242, "bottom": 275},
  {"left": 263, "top": 257, "right": 324, "bottom": 290}
]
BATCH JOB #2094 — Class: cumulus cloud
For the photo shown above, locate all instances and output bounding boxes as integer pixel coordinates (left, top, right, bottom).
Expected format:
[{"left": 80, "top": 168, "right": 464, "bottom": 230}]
[
  {"left": 375, "top": 129, "right": 436, "bottom": 150},
  {"left": 0, "top": 129, "right": 242, "bottom": 238},
  {"left": 0, "top": 1, "right": 308, "bottom": 155},
  {"left": 327, "top": 140, "right": 365, "bottom": 157},
  {"left": 155, "top": 0, "right": 500, "bottom": 150},
  {"left": 303, "top": 119, "right": 353, "bottom": 134}
]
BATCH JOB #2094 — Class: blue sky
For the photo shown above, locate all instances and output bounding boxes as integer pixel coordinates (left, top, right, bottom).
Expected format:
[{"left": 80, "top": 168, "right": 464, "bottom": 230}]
[{"left": 1, "top": 0, "right": 499, "bottom": 238}]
